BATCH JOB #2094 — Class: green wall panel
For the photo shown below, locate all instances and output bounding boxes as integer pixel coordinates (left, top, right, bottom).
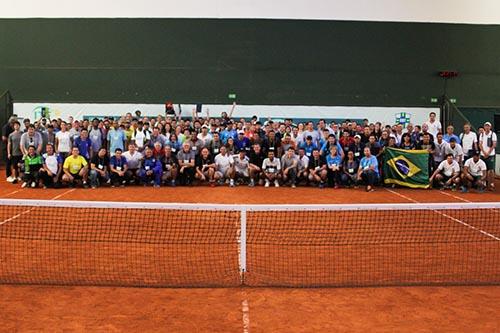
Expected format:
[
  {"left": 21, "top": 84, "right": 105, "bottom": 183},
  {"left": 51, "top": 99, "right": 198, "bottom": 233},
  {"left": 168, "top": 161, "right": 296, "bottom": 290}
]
[{"left": 1, "top": 18, "right": 500, "bottom": 106}]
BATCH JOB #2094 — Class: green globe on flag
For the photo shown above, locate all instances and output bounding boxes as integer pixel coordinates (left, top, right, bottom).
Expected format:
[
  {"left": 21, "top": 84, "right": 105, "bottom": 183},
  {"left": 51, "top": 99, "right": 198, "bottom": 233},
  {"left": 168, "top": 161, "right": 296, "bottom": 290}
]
[{"left": 395, "top": 112, "right": 411, "bottom": 125}]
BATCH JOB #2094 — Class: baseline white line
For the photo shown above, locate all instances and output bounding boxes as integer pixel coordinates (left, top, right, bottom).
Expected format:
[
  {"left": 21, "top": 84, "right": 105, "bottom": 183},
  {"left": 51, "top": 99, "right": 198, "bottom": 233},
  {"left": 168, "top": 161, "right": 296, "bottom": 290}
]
[
  {"left": 242, "top": 297, "right": 250, "bottom": 333},
  {"left": 0, "top": 189, "right": 76, "bottom": 226},
  {"left": 384, "top": 188, "right": 500, "bottom": 241}
]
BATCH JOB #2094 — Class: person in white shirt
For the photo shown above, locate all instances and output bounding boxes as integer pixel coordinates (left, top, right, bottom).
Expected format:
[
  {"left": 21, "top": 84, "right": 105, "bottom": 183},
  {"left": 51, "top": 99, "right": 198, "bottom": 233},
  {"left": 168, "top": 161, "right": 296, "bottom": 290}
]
[
  {"left": 131, "top": 121, "right": 151, "bottom": 151},
  {"left": 478, "top": 121, "right": 497, "bottom": 191},
  {"left": 423, "top": 112, "right": 442, "bottom": 138},
  {"left": 429, "top": 153, "right": 461, "bottom": 190},
  {"left": 262, "top": 150, "right": 281, "bottom": 187},
  {"left": 297, "top": 147, "right": 309, "bottom": 185},
  {"left": 214, "top": 146, "right": 235, "bottom": 187},
  {"left": 444, "top": 138, "right": 464, "bottom": 165},
  {"left": 55, "top": 121, "right": 72, "bottom": 160},
  {"left": 432, "top": 132, "right": 448, "bottom": 170},
  {"left": 233, "top": 150, "right": 250, "bottom": 185},
  {"left": 122, "top": 143, "right": 143, "bottom": 184},
  {"left": 459, "top": 123, "right": 477, "bottom": 160},
  {"left": 39, "top": 143, "right": 62, "bottom": 188},
  {"left": 461, "top": 151, "right": 487, "bottom": 193},
  {"left": 197, "top": 125, "right": 213, "bottom": 147}
]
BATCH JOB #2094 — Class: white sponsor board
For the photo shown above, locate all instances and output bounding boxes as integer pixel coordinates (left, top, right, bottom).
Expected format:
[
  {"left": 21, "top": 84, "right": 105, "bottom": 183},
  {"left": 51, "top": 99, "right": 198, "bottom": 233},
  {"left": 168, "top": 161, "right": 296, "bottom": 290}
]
[
  {"left": 2, "top": 0, "right": 500, "bottom": 24},
  {"left": 14, "top": 103, "right": 438, "bottom": 127}
]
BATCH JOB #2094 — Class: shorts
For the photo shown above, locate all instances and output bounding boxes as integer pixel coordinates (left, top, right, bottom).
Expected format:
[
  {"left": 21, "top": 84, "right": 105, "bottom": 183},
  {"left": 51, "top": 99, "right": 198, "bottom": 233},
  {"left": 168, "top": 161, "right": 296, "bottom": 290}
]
[
  {"left": 215, "top": 167, "right": 230, "bottom": 179},
  {"left": 481, "top": 156, "right": 495, "bottom": 171}
]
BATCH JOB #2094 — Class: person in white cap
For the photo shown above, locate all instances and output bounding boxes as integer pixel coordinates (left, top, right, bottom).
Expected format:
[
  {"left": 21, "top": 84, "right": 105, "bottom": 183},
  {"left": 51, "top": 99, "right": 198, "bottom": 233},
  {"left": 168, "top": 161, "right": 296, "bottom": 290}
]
[
  {"left": 479, "top": 121, "right": 497, "bottom": 191},
  {"left": 197, "top": 124, "right": 212, "bottom": 146}
]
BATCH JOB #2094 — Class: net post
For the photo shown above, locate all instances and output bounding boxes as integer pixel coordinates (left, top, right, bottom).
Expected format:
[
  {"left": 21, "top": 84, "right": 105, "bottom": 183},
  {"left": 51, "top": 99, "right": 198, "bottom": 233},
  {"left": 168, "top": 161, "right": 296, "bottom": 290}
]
[{"left": 240, "top": 208, "right": 247, "bottom": 278}]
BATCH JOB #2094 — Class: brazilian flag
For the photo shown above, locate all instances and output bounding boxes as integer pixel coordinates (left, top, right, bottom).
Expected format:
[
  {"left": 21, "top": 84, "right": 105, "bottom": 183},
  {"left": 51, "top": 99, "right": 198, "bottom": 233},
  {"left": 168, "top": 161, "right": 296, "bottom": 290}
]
[{"left": 383, "top": 147, "right": 430, "bottom": 189}]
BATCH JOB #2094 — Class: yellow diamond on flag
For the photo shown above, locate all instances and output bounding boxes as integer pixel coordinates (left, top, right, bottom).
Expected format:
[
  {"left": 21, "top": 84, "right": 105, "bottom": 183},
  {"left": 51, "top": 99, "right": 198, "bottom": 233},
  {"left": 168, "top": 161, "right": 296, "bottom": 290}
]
[{"left": 387, "top": 155, "right": 422, "bottom": 179}]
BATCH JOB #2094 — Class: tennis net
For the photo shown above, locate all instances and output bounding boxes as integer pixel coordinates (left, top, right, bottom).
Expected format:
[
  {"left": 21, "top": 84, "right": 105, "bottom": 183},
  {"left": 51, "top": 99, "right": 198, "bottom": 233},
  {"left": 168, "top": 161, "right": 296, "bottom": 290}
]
[{"left": 0, "top": 199, "right": 499, "bottom": 287}]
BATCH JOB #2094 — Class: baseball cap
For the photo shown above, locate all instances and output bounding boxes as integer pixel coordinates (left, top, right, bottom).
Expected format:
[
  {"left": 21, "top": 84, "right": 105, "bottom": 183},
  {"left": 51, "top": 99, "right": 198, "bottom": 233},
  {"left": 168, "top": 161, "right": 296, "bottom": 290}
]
[
  {"left": 354, "top": 134, "right": 361, "bottom": 139},
  {"left": 238, "top": 130, "right": 245, "bottom": 135},
  {"left": 484, "top": 122, "right": 492, "bottom": 126},
  {"left": 472, "top": 150, "right": 481, "bottom": 156}
]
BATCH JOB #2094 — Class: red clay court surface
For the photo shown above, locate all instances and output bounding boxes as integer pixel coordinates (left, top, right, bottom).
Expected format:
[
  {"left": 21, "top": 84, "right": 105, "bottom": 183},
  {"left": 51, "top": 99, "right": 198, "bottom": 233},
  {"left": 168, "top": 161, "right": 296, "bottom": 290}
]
[{"left": 0, "top": 178, "right": 499, "bottom": 332}]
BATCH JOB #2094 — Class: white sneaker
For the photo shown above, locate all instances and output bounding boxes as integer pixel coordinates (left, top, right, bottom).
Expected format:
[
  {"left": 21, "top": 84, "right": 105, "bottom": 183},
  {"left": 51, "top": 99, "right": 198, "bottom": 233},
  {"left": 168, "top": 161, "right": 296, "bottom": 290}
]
[
  {"left": 229, "top": 179, "right": 235, "bottom": 187},
  {"left": 291, "top": 183, "right": 296, "bottom": 188},
  {"left": 21, "top": 182, "right": 28, "bottom": 188},
  {"left": 274, "top": 180, "right": 279, "bottom": 187},
  {"left": 6, "top": 176, "right": 15, "bottom": 183},
  {"left": 265, "top": 180, "right": 270, "bottom": 188},
  {"left": 31, "top": 182, "right": 36, "bottom": 188},
  {"left": 17, "top": 177, "right": 22, "bottom": 182}
]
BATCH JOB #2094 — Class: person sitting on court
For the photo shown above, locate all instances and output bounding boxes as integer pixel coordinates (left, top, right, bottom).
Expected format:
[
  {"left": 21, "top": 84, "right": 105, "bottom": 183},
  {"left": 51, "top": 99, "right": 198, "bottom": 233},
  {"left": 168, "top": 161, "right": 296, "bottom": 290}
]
[
  {"left": 39, "top": 143, "right": 63, "bottom": 188},
  {"left": 262, "top": 149, "right": 281, "bottom": 187},
  {"left": 341, "top": 150, "right": 359, "bottom": 188},
  {"left": 296, "top": 147, "right": 310, "bottom": 185},
  {"left": 62, "top": 146, "right": 89, "bottom": 188},
  {"left": 22, "top": 145, "right": 44, "bottom": 188},
  {"left": 308, "top": 148, "right": 327, "bottom": 188},
  {"left": 233, "top": 149, "right": 251, "bottom": 186},
  {"left": 214, "top": 146, "right": 235, "bottom": 187},
  {"left": 109, "top": 148, "right": 129, "bottom": 187},
  {"left": 195, "top": 147, "right": 216, "bottom": 186},
  {"left": 461, "top": 150, "right": 487, "bottom": 193},
  {"left": 326, "top": 145, "right": 342, "bottom": 188},
  {"left": 429, "top": 153, "right": 461, "bottom": 190},
  {"left": 357, "top": 147, "right": 379, "bottom": 192},
  {"left": 139, "top": 147, "right": 162, "bottom": 187},
  {"left": 177, "top": 142, "right": 196, "bottom": 186},
  {"left": 281, "top": 147, "right": 298, "bottom": 188},
  {"left": 89, "top": 147, "right": 110, "bottom": 188},
  {"left": 122, "top": 143, "right": 142, "bottom": 184},
  {"left": 248, "top": 143, "right": 265, "bottom": 187},
  {"left": 161, "top": 145, "right": 178, "bottom": 186}
]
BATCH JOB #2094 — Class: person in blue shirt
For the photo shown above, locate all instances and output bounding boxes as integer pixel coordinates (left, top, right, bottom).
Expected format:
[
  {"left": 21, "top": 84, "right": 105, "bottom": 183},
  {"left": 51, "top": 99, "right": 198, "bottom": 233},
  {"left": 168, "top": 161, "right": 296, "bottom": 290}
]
[
  {"left": 358, "top": 147, "right": 379, "bottom": 192},
  {"left": 234, "top": 130, "right": 251, "bottom": 152},
  {"left": 73, "top": 129, "right": 92, "bottom": 160},
  {"left": 299, "top": 136, "right": 318, "bottom": 159},
  {"left": 139, "top": 147, "right": 162, "bottom": 187},
  {"left": 109, "top": 148, "right": 129, "bottom": 187},
  {"left": 107, "top": 122, "right": 126, "bottom": 156},
  {"left": 443, "top": 125, "right": 461, "bottom": 144},
  {"left": 220, "top": 122, "right": 238, "bottom": 144},
  {"left": 320, "top": 134, "right": 344, "bottom": 160},
  {"left": 326, "top": 145, "right": 342, "bottom": 188}
]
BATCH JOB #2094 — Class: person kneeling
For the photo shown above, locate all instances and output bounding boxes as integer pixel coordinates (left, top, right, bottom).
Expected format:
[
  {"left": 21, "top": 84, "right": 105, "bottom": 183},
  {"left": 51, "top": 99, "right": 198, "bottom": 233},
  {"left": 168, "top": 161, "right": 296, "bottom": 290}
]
[
  {"left": 62, "top": 147, "right": 89, "bottom": 188},
  {"left": 89, "top": 148, "right": 110, "bottom": 188},
  {"left": 40, "top": 144, "right": 62, "bottom": 188},
  {"left": 195, "top": 147, "right": 216, "bottom": 186},
  {"left": 461, "top": 151, "right": 487, "bottom": 193},
  {"left": 110, "top": 148, "right": 129, "bottom": 187},
  {"left": 429, "top": 153, "right": 461, "bottom": 190},
  {"left": 307, "top": 149, "right": 327, "bottom": 188},
  {"left": 358, "top": 147, "right": 379, "bottom": 192},
  {"left": 139, "top": 147, "right": 162, "bottom": 187},
  {"left": 262, "top": 150, "right": 281, "bottom": 187},
  {"left": 22, "top": 145, "right": 44, "bottom": 188}
]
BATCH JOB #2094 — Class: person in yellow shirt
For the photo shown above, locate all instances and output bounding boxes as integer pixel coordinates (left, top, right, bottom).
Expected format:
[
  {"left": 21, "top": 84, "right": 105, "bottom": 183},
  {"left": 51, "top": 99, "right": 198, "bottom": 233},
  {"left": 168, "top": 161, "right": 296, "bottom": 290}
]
[{"left": 62, "top": 146, "right": 89, "bottom": 188}]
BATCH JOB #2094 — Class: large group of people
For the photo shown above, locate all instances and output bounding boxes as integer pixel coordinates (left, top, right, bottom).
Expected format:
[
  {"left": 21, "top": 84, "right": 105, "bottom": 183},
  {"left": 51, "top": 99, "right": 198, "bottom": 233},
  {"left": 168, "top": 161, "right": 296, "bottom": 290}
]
[{"left": 1, "top": 106, "right": 497, "bottom": 193}]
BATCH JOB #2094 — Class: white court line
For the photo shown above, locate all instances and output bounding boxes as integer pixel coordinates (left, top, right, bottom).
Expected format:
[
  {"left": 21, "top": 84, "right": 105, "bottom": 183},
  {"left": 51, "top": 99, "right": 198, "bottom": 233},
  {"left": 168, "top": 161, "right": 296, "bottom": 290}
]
[
  {"left": 438, "top": 190, "right": 500, "bottom": 214},
  {"left": 0, "top": 188, "right": 76, "bottom": 226},
  {"left": 1, "top": 189, "right": 24, "bottom": 198},
  {"left": 242, "top": 297, "right": 250, "bottom": 333},
  {"left": 384, "top": 188, "right": 500, "bottom": 241}
]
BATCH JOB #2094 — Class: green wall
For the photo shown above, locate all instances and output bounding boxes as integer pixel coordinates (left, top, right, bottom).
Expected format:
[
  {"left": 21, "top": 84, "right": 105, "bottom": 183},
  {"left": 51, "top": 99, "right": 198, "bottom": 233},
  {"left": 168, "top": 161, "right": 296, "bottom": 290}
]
[{"left": 1, "top": 18, "right": 500, "bottom": 107}]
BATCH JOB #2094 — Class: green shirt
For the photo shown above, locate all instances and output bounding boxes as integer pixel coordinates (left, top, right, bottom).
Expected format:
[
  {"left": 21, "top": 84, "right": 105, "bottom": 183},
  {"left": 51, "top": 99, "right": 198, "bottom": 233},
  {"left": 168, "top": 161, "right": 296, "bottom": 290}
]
[{"left": 24, "top": 154, "right": 43, "bottom": 174}]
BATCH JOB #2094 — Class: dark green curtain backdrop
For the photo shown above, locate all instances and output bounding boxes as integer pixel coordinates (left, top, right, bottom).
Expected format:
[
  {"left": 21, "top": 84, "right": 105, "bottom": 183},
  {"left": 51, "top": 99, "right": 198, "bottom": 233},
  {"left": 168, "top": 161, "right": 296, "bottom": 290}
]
[{"left": 1, "top": 18, "right": 499, "bottom": 106}]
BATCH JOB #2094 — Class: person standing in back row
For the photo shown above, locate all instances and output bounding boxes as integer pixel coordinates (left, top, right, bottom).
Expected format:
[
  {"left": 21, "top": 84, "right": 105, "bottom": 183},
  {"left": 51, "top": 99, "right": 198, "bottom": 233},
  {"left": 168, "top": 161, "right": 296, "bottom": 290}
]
[
  {"left": 423, "top": 112, "right": 442, "bottom": 138},
  {"left": 479, "top": 122, "right": 497, "bottom": 191}
]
